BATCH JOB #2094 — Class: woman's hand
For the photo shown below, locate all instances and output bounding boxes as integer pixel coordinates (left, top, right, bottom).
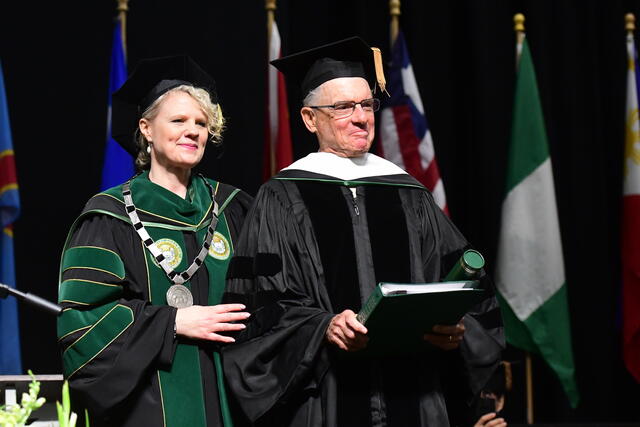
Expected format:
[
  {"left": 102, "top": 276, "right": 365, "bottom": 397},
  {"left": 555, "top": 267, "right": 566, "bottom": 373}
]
[
  {"left": 474, "top": 412, "right": 507, "bottom": 427},
  {"left": 423, "top": 319, "right": 465, "bottom": 350},
  {"left": 325, "top": 309, "right": 369, "bottom": 351},
  {"left": 175, "top": 304, "right": 250, "bottom": 343}
]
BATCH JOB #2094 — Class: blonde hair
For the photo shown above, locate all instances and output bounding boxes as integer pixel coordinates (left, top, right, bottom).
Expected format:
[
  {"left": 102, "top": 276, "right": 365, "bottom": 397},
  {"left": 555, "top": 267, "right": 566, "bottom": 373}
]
[{"left": 135, "top": 85, "right": 225, "bottom": 170}]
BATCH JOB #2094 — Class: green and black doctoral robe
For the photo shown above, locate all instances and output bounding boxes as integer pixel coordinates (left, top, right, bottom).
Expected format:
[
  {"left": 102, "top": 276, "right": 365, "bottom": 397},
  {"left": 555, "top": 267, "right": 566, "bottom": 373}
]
[
  {"left": 222, "top": 157, "right": 504, "bottom": 427},
  {"left": 57, "top": 171, "right": 252, "bottom": 427}
]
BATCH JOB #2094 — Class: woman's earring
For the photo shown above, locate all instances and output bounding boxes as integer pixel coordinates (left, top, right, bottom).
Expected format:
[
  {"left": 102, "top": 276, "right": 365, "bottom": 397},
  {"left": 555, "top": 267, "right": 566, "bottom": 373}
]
[{"left": 146, "top": 144, "right": 152, "bottom": 154}]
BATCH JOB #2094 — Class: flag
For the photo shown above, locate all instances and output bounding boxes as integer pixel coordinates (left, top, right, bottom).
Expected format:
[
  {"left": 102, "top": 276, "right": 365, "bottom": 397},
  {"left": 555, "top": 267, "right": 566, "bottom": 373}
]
[
  {"left": 495, "top": 35, "right": 579, "bottom": 407},
  {"left": 622, "top": 27, "right": 640, "bottom": 383},
  {"left": 263, "top": 20, "right": 293, "bottom": 180},
  {"left": 101, "top": 20, "right": 133, "bottom": 191},
  {"left": 379, "top": 31, "right": 448, "bottom": 214},
  {"left": 0, "top": 60, "right": 22, "bottom": 374}
]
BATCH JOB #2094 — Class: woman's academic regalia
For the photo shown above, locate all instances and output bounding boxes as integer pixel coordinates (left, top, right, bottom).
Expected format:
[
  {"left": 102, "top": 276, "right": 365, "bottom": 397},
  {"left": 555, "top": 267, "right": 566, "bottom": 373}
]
[{"left": 58, "top": 171, "right": 252, "bottom": 426}]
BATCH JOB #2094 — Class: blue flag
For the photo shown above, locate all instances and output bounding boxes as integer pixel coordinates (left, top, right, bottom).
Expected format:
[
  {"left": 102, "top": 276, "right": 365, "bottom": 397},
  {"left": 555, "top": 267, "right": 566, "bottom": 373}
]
[
  {"left": 101, "top": 20, "right": 133, "bottom": 190},
  {"left": 0, "top": 61, "right": 22, "bottom": 374}
]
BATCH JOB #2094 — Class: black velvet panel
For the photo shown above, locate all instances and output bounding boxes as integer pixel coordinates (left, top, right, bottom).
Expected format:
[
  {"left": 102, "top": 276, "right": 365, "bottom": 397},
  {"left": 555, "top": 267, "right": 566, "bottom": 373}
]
[
  {"left": 226, "top": 253, "right": 282, "bottom": 279},
  {"left": 254, "top": 253, "right": 283, "bottom": 277},
  {"left": 295, "top": 181, "right": 361, "bottom": 313},
  {"left": 296, "top": 181, "right": 373, "bottom": 427},
  {"left": 380, "top": 355, "right": 424, "bottom": 426},
  {"left": 226, "top": 256, "right": 254, "bottom": 279},
  {"left": 334, "top": 358, "right": 373, "bottom": 426},
  {"left": 366, "top": 187, "right": 425, "bottom": 426},
  {"left": 365, "top": 186, "right": 411, "bottom": 285}
]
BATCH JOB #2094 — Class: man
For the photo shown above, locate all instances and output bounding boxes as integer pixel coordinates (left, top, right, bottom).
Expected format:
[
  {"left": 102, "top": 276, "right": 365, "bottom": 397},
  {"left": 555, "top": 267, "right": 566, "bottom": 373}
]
[{"left": 222, "top": 37, "right": 504, "bottom": 426}]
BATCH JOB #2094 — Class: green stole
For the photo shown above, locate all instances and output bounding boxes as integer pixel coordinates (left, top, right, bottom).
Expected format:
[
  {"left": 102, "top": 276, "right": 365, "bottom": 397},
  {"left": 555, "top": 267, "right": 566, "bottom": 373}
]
[{"left": 146, "top": 215, "right": 234, "bottom": 427}]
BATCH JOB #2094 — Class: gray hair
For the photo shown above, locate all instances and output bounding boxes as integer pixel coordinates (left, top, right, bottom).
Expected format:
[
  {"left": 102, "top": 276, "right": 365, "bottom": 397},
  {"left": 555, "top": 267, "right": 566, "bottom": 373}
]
[
  {"left": 302, "top": 85, "right": 323, "bottom": 107},
  {"left": 135, "top": 85, "right": 225, "bottom": 170},
  {"left": 302, "top": 79, "right": 373, "bottom": 107}
]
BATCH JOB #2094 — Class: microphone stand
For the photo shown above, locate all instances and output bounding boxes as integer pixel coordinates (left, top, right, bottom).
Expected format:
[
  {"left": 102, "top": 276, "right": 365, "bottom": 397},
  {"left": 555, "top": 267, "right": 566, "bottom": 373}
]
[{"left": 0, "top": 282, "right": 62, "bottom": 316}]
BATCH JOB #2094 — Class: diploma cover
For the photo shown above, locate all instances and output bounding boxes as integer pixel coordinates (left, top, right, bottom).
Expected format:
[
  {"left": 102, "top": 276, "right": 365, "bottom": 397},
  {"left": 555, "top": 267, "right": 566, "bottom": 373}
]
[{"left": 356, "top": 281, "right": 486, "bottom": 355}]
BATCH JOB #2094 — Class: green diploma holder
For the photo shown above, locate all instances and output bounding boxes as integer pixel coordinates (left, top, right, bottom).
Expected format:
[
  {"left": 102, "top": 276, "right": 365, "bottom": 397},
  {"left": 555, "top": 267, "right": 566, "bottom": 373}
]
[
  {"left": 355, "top": 249, "right": 487, "bottom": 356},
  {"left": 443, "top": 249, "right": 485, "bottom": 281}
]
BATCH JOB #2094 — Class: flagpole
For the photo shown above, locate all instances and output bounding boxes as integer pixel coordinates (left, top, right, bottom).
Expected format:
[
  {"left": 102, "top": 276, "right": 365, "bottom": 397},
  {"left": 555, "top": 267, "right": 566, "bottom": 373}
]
[
  {"left": 266, "top": 0, "right": 276, "bottom": 176},
  {"left": 389, "top": 0, "right": 400, "bottom": 46},
  {"left": 514, "top": 13, "right": 525, "bottom": 65},
  {"left": 514, "top": 14, "right": 534, "bottom": 424},
  {"left": 266, "top": 0, "right": 275, "bottom": 46},
  {"left": 524, "top": 353, "right": 534, "bottom": 424},
  {"left": 625, "top": 14, "right": 636, "bottom": 180},
  {"left": 626, "top": 12, "right": 636, "bottom": 33},
  {"left": 117, "top": 0, "right": 129, "bottom": 60}
]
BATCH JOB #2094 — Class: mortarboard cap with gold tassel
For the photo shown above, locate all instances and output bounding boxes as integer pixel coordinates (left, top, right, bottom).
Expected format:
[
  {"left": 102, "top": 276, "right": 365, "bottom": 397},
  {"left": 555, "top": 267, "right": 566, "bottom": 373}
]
[{"left": 270, "top": 36, "right": 388, "bottom": 100}]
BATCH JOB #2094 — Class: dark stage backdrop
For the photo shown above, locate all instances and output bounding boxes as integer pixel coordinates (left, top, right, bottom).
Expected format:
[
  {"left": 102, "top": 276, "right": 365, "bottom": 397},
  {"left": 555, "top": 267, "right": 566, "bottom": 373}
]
[{"left": 1, "top": 0, "right": 639, "bottom": 424}]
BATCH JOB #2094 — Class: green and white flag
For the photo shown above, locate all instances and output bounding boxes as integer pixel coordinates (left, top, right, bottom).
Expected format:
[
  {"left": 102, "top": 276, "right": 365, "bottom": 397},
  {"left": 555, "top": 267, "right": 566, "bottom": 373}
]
[{"left": 495, "top": 35, "right": 579, "bottom": 408}]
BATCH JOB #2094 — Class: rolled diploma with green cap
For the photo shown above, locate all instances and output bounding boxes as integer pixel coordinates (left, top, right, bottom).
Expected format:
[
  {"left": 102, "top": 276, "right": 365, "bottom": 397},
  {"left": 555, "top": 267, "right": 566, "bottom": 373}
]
[{"left": 444, "top": 249, "right": 485, "bottom": 281}]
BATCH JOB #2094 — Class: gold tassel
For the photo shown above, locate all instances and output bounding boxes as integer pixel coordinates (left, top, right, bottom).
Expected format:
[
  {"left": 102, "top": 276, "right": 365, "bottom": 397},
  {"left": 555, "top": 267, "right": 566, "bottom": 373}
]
[{"left": 371, "top": 47, "right": 390, "bottom": 96}]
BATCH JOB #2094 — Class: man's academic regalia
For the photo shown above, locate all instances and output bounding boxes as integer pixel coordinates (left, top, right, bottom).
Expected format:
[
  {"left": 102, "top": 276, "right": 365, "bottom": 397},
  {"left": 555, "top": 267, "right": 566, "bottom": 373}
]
[{"left": 222, "top": 152, "right": 504, "bottom": 427}]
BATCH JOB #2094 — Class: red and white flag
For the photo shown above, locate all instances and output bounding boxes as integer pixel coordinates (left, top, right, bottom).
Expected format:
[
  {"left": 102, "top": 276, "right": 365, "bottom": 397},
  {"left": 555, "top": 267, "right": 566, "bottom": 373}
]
[
  {"left": 263, "top": 21, "right": 293, "bottom": 180},
  {"left": 623, "top": 27, "right": 640, "bottom": 383},
  {"left": 379, "top": 31, "right": 448, "bottom": 215}
]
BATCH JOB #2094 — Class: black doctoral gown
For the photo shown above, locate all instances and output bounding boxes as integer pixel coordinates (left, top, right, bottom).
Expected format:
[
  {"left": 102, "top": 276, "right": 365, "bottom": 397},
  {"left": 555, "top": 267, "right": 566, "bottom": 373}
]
[
  {"left": 222, "top": 169, "right": 505, "bottom": 427},
  {"left": 57, "top": 172, "right": 252, "bottom": 427}
]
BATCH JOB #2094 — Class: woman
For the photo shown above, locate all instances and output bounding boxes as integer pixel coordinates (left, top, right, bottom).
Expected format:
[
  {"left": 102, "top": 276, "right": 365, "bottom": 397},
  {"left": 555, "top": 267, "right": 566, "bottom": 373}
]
[{"left": 57, "top": 55, "right": 252, "bottom": 426}]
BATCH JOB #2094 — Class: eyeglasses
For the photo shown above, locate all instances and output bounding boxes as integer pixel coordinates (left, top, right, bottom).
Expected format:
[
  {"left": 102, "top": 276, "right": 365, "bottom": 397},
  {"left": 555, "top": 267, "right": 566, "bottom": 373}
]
[{"left": 308, "top": 98, "right": 381, "bottom": 119}]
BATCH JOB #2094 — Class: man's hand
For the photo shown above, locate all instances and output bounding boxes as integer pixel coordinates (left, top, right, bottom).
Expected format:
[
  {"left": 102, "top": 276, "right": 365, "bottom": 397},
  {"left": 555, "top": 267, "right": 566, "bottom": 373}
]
[
  {"left": 325, "top": 309, "right": 369, "bottom": 351},
  {"left": 423, "top": 319, "right": 465, "bottom": 350},
  {"left": 175, "top": 304, "right": 250, "bottom": 343},
  {"left": 474, "top": 412, "right": 507, "bottom": 427}
]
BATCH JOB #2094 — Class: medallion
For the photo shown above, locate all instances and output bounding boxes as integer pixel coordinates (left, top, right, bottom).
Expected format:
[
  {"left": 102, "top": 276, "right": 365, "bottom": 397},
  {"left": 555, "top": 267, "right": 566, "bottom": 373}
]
[{"left": 166, "top": 284, "right": 193, "bottom": 308}]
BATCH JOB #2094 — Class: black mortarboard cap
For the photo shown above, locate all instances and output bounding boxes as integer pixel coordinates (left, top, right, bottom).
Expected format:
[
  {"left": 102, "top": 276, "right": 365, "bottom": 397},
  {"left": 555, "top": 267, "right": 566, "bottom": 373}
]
[
  {"left": 270, "top": 36, "right": 387, "bottom": 100},
  {"left": 111, "top": 54, "right": 217, "bottom": 156}
]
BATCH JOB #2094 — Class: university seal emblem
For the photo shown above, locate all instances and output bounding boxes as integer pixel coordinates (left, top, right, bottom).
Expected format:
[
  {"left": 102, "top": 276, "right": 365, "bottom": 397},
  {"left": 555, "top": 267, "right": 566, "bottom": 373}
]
[
  {"left": 152, "top": 238, "right": 183, "bottom": 268},
  {"left": 208, "top": 232, "right": 230, "bottom": 260}
]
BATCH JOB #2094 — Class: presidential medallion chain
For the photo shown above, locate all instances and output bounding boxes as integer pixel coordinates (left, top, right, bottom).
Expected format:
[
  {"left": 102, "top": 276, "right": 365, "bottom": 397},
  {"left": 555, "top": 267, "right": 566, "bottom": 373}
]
[{"left": 122, "top": 174, "right": 219, "bottom": 308}]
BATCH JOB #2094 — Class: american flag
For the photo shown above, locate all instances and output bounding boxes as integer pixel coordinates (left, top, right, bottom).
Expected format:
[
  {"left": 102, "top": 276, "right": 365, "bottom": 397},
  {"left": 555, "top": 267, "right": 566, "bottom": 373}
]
[{"left": 378, "top": 31, "right": 448, "bottom": 215}]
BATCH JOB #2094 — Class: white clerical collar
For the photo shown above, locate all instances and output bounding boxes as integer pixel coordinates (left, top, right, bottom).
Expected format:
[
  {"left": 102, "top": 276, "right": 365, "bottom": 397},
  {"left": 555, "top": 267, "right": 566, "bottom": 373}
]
[{"left": 282, "top": 152, "right": 407, "bottom": 181}]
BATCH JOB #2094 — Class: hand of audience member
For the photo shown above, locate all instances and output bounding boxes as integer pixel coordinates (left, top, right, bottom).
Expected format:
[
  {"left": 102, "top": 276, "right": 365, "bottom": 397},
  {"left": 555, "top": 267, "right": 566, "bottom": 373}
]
[
  {"left": 423, "top": 319, "right": 465, "bottom": 350},
  {"left": 175, "top": 304, "right": 250, "bottom": 343},
  {"left": 325, "top": 309, "right": 369, "bottom": 351},
  {"left": 474, "top": 412, "right": 507, "bottom": 427}
]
